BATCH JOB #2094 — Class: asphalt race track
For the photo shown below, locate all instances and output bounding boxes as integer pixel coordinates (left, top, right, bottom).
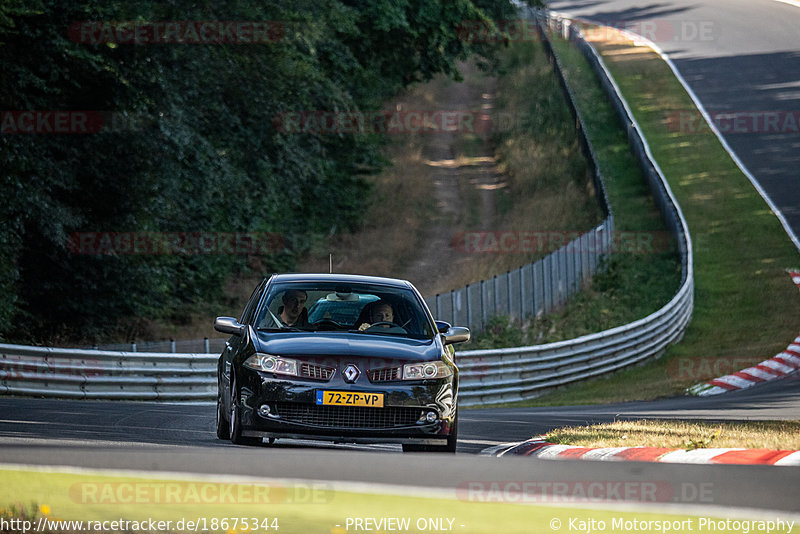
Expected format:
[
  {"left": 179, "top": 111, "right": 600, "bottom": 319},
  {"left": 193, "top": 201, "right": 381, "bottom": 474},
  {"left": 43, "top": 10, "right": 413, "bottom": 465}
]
[
  {"left": 1, "top": 375, "right": 800, "bottom": 513},
  {"left": 549, "top": 0, "right": 800, "bottom": 243},
  {"left": 3, "top": 0, "right": 800, "bottom": 519}
]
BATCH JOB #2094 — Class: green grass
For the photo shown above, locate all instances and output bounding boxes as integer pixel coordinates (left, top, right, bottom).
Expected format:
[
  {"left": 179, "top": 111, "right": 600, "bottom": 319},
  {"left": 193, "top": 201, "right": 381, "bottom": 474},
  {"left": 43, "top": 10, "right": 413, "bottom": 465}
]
[
  {"left": 492, "top": 41, "right": 602, "bottom": 231},
  {"left": 544, "top": 420, "right": 800, "bottom": 450},
  {"left": 0, "top": 468, "right": 780, "bottom": 534},
  {"left": 468, "top": 253, "right": 680, "bottom": 349},
  {"left": 482, "top": 26, "right": 800, "bottom": 406},
  {"left": 466, "top": 37, "right": 681, "bottom": 350}
]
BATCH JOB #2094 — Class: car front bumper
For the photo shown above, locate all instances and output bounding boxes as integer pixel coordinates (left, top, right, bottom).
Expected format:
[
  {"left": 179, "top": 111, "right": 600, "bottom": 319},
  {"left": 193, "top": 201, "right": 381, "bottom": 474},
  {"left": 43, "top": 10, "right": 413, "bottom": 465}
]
[{"left": 237, "top": 367, "right": 457, "bottom": 444}]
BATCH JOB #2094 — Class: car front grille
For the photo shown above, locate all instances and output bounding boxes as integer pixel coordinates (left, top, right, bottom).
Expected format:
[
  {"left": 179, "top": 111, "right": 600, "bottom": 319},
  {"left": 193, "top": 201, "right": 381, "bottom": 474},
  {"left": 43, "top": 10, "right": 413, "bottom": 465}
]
[
  {"left": 367, "top": 367, "right": 401, "bottom": 382},
  {"left": 299, "top": 362, "right": 335, "bottom": 381},
  {"left": 274, "top": 402, "right": 422, "bottom": 429}
]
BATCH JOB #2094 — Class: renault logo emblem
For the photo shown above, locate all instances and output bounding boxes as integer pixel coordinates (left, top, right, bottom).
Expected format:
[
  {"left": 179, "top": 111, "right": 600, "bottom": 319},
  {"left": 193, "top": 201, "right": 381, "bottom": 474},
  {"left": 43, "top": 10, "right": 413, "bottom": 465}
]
[{"left": 343, "top": 364, "right": 360, "bottom": 383}]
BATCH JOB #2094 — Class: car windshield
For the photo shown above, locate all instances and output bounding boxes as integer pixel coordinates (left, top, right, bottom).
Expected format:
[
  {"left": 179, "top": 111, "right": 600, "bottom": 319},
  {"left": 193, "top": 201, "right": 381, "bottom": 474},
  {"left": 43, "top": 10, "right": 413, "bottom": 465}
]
[{"left": 255, "top": 281, "right": 435, "bottom": 339}]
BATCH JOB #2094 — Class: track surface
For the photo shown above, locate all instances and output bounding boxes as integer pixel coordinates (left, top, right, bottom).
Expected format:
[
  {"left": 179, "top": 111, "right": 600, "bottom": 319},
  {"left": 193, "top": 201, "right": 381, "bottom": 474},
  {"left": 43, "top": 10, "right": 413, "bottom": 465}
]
[
  {"left": 3, "top": 1, "right": 800, "bottom": 516},
  {"left": 2, "top": 377, "right": 798, "bottom": 453},
  {"left": 1, "top": 376, "right": 799, "bottom": 512},
  {"left": 549, "top": 0, "right": 800, "bottom": 242}
]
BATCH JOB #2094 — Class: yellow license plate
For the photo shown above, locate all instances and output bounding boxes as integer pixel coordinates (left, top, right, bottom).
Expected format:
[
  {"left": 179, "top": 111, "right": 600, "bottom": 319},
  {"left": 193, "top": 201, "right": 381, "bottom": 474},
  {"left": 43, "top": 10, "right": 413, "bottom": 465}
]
[{"left": 316, "top": 390, "right": 384, "bottom": 408}]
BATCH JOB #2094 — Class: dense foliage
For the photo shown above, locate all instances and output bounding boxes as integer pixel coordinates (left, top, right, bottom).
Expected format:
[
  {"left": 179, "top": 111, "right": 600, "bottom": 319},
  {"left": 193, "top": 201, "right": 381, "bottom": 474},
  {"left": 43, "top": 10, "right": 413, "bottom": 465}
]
[{"left": 0, "top": 0, "right": 519, "bottom": 342}]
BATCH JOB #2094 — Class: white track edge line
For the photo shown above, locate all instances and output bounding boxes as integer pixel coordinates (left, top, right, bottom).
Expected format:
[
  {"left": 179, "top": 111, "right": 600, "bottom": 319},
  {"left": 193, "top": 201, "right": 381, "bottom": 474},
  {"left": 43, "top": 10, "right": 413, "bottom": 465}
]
[
  {"left": 773, "top": 0, "right": 800, "bottom": 8},
  {"left": 549, "top": 9, "right": 800, "bottom": 253},
  {"left": 3, "top": 462, "right": 800, "bottom": 522}
]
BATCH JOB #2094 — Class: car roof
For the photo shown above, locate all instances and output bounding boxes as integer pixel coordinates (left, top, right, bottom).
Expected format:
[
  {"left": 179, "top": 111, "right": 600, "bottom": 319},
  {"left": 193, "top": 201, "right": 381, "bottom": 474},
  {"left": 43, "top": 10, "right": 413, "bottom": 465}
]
[{"left": 267, "top": 273, "right": 414, "bottom": 290}]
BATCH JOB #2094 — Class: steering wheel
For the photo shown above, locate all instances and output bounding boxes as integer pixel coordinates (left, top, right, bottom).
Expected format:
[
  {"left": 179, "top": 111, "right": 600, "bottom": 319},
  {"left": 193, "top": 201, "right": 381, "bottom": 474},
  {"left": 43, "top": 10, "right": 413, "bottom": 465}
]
[
  {"left": 364, "top": 321, "right": 408, "bottom": 334},
  {"left": 368, "top": 321, "right": 400, "bottom": 328},
  {"left": 312, "top": 319, "right": 345, "bottom": 330}
]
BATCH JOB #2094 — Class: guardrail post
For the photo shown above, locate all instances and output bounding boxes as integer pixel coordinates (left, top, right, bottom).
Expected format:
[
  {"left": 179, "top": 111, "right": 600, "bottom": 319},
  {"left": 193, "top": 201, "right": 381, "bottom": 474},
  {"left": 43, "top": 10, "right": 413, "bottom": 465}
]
[
  {"left": 466, "top": 284, "right": 472, "bottom": 331},
  {"left": 451, "top": 290, "right": 456, "bottom": 326},
  {"left": 493, "top": 275, "right": 499, "bottom": 314},
  {"left": 504, "top": 271, "right": 510, "bottom": 316},
  {"left": 480, "top": 280, "right": 486, "bottom": 329},
  {"left": 204, "top": 337, "right": 210, "bottom": 354},
  {"left": 170, "top": 339, "right": 176, "bottom": 353},
  {"left": 543, "top": 255, "right": 552, "bottom": 314},
  {"left": 585, "top": 229, "right": 591, "bottom": 279},
  {"left": 533, "top": 260, "right": 541, "bottom": 316},
  {"left": 565, "top": 242, "right": 573, "bottom": 296},
  {"left": 131, "top": 342, "right": 137, "bottom": 352},
  {"left": 552, "top": 252, "right": 560, "bottom": 308}
]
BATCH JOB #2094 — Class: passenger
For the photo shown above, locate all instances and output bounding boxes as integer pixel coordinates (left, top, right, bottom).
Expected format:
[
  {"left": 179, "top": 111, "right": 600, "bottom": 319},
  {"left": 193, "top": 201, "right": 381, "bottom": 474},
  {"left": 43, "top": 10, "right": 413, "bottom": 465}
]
[
  {"left": 279, "top": 289, "right": 308, "bottom": 327},
  {"left": 358, "top": 301, "right": 395, "bottom": 331}
]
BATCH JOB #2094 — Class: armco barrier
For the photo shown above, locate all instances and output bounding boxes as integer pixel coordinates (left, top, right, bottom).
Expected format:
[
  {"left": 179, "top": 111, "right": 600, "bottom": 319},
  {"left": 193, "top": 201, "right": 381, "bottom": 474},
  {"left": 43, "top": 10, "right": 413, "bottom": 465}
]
[
  {"left": 427, "top": 218, "right": 613, "bottom": 333},
  {"left": 427, "top": 8, "right": 614, "bottom": 333},
  {"left": 0, "top": 10, "right": 693, "bottom": 406},
  {"left": 0, "top": 343, "right": 216, "bottom": 400},
  {"left": 453, "top": 9, "right": 694, "bottom": 406}
]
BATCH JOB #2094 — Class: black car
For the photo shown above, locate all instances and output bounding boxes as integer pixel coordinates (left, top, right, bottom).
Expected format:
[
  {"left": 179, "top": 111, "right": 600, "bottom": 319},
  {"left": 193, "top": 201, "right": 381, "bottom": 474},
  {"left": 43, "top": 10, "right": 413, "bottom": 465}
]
[{"left": 214, "top": 273, "right": 470, "bottom": 452}]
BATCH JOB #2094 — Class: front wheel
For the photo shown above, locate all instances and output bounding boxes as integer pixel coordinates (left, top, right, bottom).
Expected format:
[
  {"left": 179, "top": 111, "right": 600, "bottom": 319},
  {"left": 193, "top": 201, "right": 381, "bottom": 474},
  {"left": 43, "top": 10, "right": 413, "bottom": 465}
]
[
  {"left": 215, "top": 380, "right": 230, "bottom": 440},
  {"left": 229, "top": 374, "right": 262, "bottom": 446}
]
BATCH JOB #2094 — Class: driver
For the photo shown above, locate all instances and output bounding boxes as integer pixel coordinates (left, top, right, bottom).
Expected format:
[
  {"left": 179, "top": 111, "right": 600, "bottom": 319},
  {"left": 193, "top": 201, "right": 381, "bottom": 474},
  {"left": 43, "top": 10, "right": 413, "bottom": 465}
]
[
  {"left": 358, "top": 301, "right": 394, "bottom": 331},
  {"left": 279, "top": 289, "right": 308, "bottom": 327}
]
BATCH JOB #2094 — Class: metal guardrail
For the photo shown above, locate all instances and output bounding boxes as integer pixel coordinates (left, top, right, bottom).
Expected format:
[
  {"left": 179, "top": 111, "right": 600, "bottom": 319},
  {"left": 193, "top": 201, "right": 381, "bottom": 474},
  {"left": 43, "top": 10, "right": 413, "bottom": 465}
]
[
  {"left": 453, "top": 10, "right": 694, "bottom": 406},
  {"left": 89, "top": 338, "right": 228, "bottom": 354},
  {"left": 426, "top": 11, "right": 615, "bottom": 333},
  {"left": 427, "top": 218, "right": 614, "bottom": 333},
  {"left": 0, "top": 11, "right": 693, "bottom": 406},
  {"left": 0, "top": 343, "right": 216, "bottom": 400}
]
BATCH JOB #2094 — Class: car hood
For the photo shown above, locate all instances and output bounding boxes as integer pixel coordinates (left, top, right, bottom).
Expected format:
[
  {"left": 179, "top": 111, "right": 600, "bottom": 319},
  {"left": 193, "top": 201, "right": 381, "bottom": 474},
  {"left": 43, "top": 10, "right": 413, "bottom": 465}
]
[{"left": 254, "top": 331, "right": 442, "bottom": 362}]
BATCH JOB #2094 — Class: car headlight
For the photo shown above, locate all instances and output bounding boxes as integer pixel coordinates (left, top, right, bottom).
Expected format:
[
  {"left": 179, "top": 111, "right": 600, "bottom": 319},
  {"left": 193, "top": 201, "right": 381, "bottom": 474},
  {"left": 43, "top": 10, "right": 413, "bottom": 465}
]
[
  {"left": 244, "top": 353, "right": 299, "bottom": 376},
  {"left": 403, "top": 361, "right": 453, "bottom": 380}
]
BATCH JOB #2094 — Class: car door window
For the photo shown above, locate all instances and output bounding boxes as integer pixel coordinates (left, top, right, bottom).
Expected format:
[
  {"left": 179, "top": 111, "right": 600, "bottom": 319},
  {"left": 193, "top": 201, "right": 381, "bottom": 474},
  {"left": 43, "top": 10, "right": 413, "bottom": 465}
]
[{"left": 240, "top": 278, "right": 267, "bottom": 325}]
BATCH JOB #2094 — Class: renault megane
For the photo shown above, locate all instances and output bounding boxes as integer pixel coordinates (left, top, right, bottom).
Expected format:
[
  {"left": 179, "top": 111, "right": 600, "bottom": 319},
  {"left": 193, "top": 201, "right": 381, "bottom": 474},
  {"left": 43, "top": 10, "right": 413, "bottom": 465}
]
[{"left": 214, "top": 273, "right": 470, "bottom": 452}]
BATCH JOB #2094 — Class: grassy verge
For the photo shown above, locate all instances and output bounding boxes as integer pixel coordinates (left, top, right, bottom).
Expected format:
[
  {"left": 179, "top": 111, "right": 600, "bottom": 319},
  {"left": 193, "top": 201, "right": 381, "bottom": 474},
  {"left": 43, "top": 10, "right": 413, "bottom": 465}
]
[
  {"left": 503, "top": 25, "right": 800, "bottom": 405},
  {"left": 467, "top": 35, "right": 681, "bottom": 349},
  {"left": 299, "top": 49, "right": 603, "bottom": 298},
  {"left": 0, "top": 469, "right": 775, "bottom": 534},
  {"left": 491, "top": 41, "right": 602, "bottom": 237},
  {"left": 543, "top": 420, "right": 800, "bottom": 450}
]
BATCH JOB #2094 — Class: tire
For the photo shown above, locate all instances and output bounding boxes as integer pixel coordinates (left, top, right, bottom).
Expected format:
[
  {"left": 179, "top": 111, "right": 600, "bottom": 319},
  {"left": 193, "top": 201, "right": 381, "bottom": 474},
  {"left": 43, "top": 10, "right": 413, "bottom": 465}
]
[
  {"left": 215, "top": 379, "right": 230, "bottom": 440},
  {"left": 402, "top": 410, "right": 457, "bottom": 453},
  {"left": 229, "top": 373, "right": 262, "bottom": 446}
]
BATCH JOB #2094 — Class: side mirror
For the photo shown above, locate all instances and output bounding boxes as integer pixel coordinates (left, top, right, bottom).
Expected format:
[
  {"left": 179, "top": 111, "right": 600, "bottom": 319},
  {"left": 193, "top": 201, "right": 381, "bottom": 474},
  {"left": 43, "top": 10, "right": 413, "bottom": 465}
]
[
  {"left": 435, "top": 320, "right": 451, "bottom": 333},
  {"left": 214, "top": 316, "right": 244, "bottom": 336},
  {"left": 436, "top": 321, "right": 470, "bottom": 345},
  {"left": 443, "top": 326, "right": 470, "bottom": 345}
]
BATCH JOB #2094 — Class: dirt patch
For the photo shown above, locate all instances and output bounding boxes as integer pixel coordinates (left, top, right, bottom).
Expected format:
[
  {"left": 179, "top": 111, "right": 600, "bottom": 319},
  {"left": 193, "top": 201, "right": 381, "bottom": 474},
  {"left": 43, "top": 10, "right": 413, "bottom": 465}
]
[
  {"left": 299, "top": 61, "right": 508, "bottom": 297},
  {"left": 401, "top": 63, "right": 506, "bottom": 296}
]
